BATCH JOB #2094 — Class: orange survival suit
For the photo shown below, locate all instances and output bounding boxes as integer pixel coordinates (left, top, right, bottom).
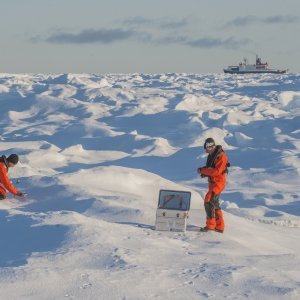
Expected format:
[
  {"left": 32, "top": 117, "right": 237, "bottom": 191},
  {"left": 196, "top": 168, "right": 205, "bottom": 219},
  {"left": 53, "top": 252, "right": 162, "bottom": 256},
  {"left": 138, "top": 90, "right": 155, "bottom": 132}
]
[
  {"left": 199, "top": 145, "right": 229, "bottom": 231},
  {"left": 0, "top": 157, "right": 20, "bottom": 199}
]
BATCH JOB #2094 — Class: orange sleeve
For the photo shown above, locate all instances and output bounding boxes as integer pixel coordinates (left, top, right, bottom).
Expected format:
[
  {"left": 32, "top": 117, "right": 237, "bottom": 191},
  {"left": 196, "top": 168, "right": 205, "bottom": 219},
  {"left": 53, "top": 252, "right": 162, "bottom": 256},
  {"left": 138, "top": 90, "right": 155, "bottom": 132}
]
[
  {"left": 201, "top": 152, "right": 228, "bottom": 177},
  {"left": 0, "top": 164, "right": 19, "bottom": 195}
]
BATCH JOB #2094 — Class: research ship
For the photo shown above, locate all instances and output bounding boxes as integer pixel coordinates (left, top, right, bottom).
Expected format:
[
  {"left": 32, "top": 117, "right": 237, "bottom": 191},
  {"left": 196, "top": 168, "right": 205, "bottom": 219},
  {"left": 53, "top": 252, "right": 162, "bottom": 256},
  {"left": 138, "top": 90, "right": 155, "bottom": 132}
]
[{"left": 224, "top": 55, "right": 287, "bottom": 74}]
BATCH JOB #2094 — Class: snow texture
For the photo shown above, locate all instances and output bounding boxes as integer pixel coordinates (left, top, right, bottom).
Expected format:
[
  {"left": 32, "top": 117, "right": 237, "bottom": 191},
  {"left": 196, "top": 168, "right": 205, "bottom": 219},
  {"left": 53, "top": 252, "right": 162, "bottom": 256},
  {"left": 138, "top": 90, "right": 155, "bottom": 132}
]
[{"left": 0, "top": 72, "right": 300, "bottom": 299}]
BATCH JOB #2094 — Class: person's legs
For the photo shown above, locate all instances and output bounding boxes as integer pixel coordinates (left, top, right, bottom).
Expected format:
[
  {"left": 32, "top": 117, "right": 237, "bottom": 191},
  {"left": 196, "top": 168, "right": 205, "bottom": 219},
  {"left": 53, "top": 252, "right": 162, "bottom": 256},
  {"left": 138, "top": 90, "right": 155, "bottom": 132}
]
[{"left": 202, "top": 191, "right": 225, "bottom": 232}]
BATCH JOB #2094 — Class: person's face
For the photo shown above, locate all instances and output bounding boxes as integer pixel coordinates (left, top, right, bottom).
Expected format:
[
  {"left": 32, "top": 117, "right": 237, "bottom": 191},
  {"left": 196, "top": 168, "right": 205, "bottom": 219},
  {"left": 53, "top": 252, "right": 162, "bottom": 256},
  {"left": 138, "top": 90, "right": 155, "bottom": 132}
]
[
  {"left": 205, "top": 145, "right": 215, "bottom": 154},
  {"left": 8, "top": 162, "right": 16, "bottom": 168}
]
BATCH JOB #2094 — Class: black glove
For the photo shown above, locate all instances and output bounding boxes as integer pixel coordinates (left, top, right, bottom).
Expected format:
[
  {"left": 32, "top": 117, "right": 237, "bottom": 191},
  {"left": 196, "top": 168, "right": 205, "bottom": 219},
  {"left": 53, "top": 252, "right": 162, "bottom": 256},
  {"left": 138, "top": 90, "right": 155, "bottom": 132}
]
[
  {"left": 16, "top": 191, "right": 26, "bottom": 198},
  {"left": 198, "top": 167, "right": 207, "bottom": 178}
]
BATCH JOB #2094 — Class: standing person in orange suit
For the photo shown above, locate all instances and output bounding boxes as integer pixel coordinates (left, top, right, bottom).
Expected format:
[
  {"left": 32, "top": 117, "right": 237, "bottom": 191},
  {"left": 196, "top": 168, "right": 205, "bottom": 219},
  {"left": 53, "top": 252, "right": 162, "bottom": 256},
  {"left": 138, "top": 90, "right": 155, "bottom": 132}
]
[
  {"left": 197, "top": 138, "right": 229, "bottom": 233},
  {"left": 0, "top": 154, "right": 25, "bottom": 200}
]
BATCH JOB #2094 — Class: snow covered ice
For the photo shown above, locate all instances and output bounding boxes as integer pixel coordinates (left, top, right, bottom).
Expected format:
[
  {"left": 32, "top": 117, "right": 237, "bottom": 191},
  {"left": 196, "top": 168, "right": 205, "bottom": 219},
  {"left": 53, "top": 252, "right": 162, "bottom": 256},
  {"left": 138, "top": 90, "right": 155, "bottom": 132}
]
[{"left": 0, "top": 72, "right": 300, "bottom": 299}]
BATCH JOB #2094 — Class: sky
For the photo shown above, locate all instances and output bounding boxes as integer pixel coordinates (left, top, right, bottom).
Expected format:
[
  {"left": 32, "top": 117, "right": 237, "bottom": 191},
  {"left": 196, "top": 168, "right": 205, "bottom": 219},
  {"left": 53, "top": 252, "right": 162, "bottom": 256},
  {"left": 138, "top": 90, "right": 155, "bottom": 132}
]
[{"left": 1, "top": 0, "right": 300, "bottom": 74}]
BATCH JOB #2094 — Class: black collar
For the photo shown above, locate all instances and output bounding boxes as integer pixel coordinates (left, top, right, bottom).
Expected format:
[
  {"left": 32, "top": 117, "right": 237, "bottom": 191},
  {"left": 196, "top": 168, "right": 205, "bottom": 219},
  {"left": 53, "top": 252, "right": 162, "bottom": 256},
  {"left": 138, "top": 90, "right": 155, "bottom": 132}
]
[{"left": 206, "top": 145, "right": 223, "bottom": 168}]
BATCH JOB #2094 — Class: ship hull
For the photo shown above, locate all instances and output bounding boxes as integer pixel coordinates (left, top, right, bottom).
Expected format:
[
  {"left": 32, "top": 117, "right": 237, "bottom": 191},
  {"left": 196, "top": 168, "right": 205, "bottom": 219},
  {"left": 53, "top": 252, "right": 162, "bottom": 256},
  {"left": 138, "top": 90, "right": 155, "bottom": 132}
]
[{"left": 224, "top": 69, "right": 287, "bottom": 74}]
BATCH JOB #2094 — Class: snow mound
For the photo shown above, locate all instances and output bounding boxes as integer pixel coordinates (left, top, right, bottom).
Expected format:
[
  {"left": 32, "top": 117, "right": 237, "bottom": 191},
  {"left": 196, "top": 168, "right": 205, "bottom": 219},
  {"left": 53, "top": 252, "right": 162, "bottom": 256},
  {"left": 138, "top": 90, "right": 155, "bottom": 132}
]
[
  {"left": 175, "top": 94, "right": 220, "bottom": 112},
  {"left": 278, "top": 91, "right": 300, "bottom": 109}
]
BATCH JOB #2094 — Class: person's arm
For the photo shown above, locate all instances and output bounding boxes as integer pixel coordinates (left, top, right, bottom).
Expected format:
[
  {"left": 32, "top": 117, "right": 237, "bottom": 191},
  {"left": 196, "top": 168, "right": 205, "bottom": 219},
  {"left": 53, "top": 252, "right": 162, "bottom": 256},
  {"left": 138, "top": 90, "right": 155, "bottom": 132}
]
[{"left": 200, "top": 153, "right": 228, "bottom": 177}]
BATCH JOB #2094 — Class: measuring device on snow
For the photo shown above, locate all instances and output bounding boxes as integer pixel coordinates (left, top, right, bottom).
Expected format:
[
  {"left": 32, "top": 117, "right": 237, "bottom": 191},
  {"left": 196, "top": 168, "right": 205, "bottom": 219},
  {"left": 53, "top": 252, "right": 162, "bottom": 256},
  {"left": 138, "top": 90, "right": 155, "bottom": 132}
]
[{"left": 155, "top": 189, "right": 191, "bottom": 232}]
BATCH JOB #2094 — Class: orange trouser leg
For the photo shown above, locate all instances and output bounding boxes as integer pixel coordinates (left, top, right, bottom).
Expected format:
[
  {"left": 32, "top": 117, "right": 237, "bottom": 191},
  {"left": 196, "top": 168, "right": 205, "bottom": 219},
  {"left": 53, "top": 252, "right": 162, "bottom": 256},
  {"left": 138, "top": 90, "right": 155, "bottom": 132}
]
[
  {"left": 206, "top": 217, "right": 216, "bottom": 229},
  {"left": 215, "top": 209, "right": 225, "bottom": 231},
  {"left": 204, "top": 191, "right": 216, "bottom": 229}
]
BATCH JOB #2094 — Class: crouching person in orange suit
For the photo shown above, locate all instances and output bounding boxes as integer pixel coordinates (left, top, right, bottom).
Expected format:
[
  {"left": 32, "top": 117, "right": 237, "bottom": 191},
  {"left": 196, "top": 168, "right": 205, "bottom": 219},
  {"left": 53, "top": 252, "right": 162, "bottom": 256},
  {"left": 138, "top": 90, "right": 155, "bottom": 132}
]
[
  {"left": 197, "top": 138, "right": 229, "bottom": 233},
  {"left": 0, "top": 154, "right": 26, "bottom": 200}
]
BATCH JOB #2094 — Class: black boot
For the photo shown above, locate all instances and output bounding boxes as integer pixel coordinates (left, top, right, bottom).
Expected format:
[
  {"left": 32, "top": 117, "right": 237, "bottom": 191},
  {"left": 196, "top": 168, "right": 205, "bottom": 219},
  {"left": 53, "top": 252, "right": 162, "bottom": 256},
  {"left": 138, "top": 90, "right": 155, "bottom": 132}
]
[{"left": 200, "top": 226, "right": 215, "bottom": 232}]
